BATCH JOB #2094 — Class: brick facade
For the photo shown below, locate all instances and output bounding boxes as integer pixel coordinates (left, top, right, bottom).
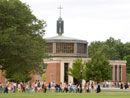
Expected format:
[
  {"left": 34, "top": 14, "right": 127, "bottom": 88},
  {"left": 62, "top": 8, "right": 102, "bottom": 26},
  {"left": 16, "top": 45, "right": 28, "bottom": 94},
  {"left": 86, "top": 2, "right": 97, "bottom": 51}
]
[
  {"left": 112, "top": 64, "right": 126, "bottom": 83},
  {"left": 0, "top": 59, "right": 126, "bottom": 84},
  {"left": 122, "top": 65, "right": 126, "bottom": 83},
  {"left": 0, "top": 70, "right": 6, "bottom": 84},
  {"left": 45, "top": 63, "right": 60, "bottom": 84}
]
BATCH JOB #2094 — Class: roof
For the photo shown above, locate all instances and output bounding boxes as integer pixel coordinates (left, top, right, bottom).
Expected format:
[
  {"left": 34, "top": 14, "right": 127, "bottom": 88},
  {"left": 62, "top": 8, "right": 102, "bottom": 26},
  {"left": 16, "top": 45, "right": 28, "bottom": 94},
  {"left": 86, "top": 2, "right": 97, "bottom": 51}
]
[{"left": 46, "top": 35, "right": 87, "bottom": 42}]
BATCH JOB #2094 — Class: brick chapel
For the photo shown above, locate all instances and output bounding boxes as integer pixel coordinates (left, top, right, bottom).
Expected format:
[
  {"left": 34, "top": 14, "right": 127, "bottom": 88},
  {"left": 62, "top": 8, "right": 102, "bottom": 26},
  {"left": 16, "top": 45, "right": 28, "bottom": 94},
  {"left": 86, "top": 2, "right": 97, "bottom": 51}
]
[
  {"left": 43, "top": 15, "right": 126, "bottom": 84},
  {"left": 0, "top": 8, "right": 126, "bottom": 84}
]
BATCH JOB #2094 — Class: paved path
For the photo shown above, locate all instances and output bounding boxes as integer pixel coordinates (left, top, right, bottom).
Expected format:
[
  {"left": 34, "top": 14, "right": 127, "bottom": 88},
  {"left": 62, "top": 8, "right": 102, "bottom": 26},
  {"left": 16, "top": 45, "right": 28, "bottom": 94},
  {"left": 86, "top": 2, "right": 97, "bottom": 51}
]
[{"left": 102, "top": 88, "right": 130, "bottom": 92}]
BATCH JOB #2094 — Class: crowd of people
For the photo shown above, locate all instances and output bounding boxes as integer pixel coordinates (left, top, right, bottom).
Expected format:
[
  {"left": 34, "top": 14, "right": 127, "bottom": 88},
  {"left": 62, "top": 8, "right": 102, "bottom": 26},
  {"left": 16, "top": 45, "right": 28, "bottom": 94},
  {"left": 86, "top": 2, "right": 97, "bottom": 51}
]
[
  {"left": 0, "top": 81, "right": 129, "bottom": 94},
  {"left": 0, "top": 81, "right": 100, "bottom": 94},
  {"left": 102, "top": 81, "right": 129, "bottom": 89}
]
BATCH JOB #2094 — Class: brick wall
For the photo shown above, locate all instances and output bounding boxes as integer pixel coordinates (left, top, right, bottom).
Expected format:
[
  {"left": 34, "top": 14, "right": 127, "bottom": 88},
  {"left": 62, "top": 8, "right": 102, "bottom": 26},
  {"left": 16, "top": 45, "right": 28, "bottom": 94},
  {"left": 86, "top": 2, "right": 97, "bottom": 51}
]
[
  {"left": 122, "top": 65, "right": 126, "bottom": 83},
  {"left": 45, "top": 63, "right": 60, "bottom": 84},
  {"left": 0, "top": 70, "right": 6, "bottom": 84},
  {"left": 112, "top": 64, "right": 126, "bottom": 83}
]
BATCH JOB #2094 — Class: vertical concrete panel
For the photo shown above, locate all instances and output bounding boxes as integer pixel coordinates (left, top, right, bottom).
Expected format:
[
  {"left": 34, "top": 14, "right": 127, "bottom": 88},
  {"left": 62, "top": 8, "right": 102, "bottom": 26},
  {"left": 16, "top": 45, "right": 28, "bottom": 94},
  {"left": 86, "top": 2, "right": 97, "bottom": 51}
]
[
  {"left": 113, "top": 65, "right": 115, "bottom": 81},
  {"left": 53, "top": 43, "right": 56, "bottom": 53},
  {"left": 74, "top": 43, "right": 77, "bottom": 55},
  {"left": 60, "top": 62, "right": 64, "bottom": 83},
  {"left": 68, "top": 62, "right": 73, "bottom": 83}
]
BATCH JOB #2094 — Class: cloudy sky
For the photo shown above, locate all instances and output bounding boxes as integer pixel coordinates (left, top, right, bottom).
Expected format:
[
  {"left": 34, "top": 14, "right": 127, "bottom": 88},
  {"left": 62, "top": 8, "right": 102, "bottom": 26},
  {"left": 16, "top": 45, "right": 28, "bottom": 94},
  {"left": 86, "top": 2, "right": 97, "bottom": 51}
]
[{"left": 21, "top": 0, "right": 130, "bottom": 43}]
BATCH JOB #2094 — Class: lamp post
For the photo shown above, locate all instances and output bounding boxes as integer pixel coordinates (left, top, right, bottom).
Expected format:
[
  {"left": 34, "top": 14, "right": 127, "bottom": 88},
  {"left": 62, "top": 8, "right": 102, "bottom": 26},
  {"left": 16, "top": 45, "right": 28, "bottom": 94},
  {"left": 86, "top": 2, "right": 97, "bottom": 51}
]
[{"left": 80, "top": 69, "right": 82, "bottom": 93}]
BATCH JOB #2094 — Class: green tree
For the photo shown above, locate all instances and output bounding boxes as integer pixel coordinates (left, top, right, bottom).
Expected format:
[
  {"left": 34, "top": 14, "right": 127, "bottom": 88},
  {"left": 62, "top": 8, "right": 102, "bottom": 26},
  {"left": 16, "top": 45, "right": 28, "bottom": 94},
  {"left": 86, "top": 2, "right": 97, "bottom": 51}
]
[
  {"left": 124, "top": 55, "right": 130, "bottom": 74},
  {"left": 100, "top": 44, "right": 120, "bottom": 60},
  {"left": 124, "top": 43, "right": 130, "bottom": 58},
  {"left": 42, "top": 73, "right": 46, "bottom": 81},
  {"left": 124, "top": 55, "right": 130, "bottom": 82},
  {"left": 88, "top": 41, "right": 104, "bottom": 57},
  {"left": 0, "top": 0, "right": 47, "bottom": 82},
  {"left": 68, "top": 58, "right": 86, "bottom": 82},
  {"left": 88, "top": 37, "right": 127, "bottom": 60},
  {"left": 84, "top": 52, "right": 112, "bottom": 82},
  {"left": 5, "top": 71, "right": 31, "bottom": 82}
]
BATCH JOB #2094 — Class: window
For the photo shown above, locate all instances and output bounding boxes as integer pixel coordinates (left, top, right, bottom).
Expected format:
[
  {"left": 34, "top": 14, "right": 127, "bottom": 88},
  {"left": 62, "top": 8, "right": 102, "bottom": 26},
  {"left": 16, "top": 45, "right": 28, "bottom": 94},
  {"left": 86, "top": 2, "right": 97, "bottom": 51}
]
[
  {"left": 119, "top": 65, "right": 121, "bottom": 81},
  {"left": 115, "top": 65, "right": 117, "bottom": 81},
  {"left": 77, "top": 43, "right": 86, "bottom": 53},
  {"left": 112, "top": 66, "right": 113, "bottom": 81},
  {"left": 46, "top": 43, "right": 53, "bottom": 53},
  {"left": 64, "top": 63, "right": 69, "bottom": 83},
  {"left": 56, "top": 43, "right": 74, "bottom": 53}
]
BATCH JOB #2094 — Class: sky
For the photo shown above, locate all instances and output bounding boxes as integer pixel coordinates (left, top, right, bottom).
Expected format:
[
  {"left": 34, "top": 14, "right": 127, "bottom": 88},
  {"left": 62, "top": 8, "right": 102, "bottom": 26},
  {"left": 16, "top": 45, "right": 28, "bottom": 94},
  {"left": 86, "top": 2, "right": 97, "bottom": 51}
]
[{"left": 20, "top": 0, "right": 130, "bottom": 43}]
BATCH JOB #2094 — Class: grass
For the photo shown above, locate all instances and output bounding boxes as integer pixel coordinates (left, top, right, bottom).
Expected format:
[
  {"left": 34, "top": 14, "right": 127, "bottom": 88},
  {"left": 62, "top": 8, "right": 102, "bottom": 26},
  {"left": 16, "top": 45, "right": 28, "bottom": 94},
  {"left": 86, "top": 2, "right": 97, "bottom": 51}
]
[{"left": 0, "top": 92, "right": 130, "bottom": 98}]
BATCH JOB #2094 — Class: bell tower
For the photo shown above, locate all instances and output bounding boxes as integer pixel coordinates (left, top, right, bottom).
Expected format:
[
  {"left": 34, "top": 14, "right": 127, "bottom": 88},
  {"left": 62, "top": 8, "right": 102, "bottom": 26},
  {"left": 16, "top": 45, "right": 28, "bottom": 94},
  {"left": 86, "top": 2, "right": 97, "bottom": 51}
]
[{"left": 57, "top": 6, "right": 64, "bottom": 36}]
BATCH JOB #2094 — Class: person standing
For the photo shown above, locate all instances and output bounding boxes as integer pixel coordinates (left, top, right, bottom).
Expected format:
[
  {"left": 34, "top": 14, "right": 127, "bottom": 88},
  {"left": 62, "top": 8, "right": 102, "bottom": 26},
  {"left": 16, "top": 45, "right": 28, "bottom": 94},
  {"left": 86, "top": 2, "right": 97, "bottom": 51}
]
[
  {"left": 34, "top": 81, "right": 38, "bottom": 93},
  {"left": 96, "top": 82, "right": 101, "bottom": 93},
  {"left": 120, "top": 83, "right": 123, "bottom": 89},
  {"left": 84, "top": 82, "right": 87, "bottom": 93},
  {"left": 59, "top": 82, "right": 62, "bottom": 93},
  {"left": 69, "top": 83, "right": 73, "bottom": 93},
  {"left": 48, "top": 82, "right": 51, "bottom": 93},
  {"left": 11, "top": 82, "right": 14, "bottom": 93},
  {"left": 18, "top": 83, "right": 22, "bottom": 93},
  {"left": 42, "top": 82, "right": 44, "bottom": 93},
  {"left": 55, "top": 83, "right": 59, "bottom": 93},
  {"left": 8, "top": 82, "right": 11, "bottom": 93},
  {"left": 0, "top": 82, "right": 2, "bottom": 93},
  {"left": 13, "top": 82, "right": 16, "bottom": 93},
  {"left": 25, "top": 83, "right": 29, "bottom": 93},
  {"left": 65, "top": 83, "right": 68, "bottom": 93},
  {"left": 30, "top": 83, "right": 34, "bottom": 93},
  {"left": 21, "top": 82, "right": 25, "bottom": 93},
  {"left": 125, "top": 83, "right": 128, "bottom": 89},
  {"left": 91, "top": 82, "right": 94, "bottom": 93},
  {"left": 44, "top": 82, "right": 47, "bottom": 93},
  {"left": 86, "top": 82, "right": 90, "bottom": 93},
  {"left": 4, "top": 82, "right": 8, "bottom": 93},
  {"left": 51, "top": 82, "right": 55, "bottom": 93},
  {"left": 37, "top": 81, "right": 41, "bottom": 93}
]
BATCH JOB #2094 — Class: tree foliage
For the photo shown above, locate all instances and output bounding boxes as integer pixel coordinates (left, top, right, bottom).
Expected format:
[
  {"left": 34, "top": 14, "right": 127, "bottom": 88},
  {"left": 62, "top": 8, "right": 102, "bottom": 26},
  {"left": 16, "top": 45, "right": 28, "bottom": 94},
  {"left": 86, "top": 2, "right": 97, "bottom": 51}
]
[
  {"left": 5, "top": 71, "right": 31, "bottom": 82},
  {"left": 88, "top": 37, "right": 130, "bottom": 76},
  {"left": 0, "top": 0, "right": 47, "bottom": 82},
  {"left": 68, "top": 58, "right": 86, "bottom": 82},
  {"left": 124, "top": 55, "right": 130, "bottom": 74},
  {"left": 42, "top": 73, "right": 46, "bottom": 81},
  {"left": 124, "top": 55, "right": 130, "bottom": 82},
  {"left": 84, "top": 52, "right": 112, "bottom": 82},
  {"left": 88, "top": 37, "right": 130, "bottom": 60}
]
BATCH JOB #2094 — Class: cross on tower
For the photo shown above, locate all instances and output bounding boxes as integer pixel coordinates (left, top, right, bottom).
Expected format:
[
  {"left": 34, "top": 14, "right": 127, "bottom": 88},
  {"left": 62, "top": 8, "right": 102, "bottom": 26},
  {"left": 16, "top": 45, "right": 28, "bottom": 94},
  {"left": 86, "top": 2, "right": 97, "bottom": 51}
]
[{"left": 58, "top": 5, "right": 63, "bottom": 17}]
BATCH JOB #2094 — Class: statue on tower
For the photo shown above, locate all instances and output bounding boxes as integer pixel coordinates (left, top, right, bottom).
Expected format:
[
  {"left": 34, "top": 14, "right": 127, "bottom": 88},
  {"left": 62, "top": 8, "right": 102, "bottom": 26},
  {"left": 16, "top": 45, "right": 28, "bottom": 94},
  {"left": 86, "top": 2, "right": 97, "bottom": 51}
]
[{"left": 57, "top": 6, "right": 64, "bottom": 36}]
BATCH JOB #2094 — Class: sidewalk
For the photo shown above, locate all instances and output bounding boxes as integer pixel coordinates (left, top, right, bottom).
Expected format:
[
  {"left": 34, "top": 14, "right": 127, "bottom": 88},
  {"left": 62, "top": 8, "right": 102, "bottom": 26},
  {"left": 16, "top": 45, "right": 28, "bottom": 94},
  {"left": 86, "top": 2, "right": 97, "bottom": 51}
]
[{"left": 101, "top": 87, "right": 130, "bottom": 92}]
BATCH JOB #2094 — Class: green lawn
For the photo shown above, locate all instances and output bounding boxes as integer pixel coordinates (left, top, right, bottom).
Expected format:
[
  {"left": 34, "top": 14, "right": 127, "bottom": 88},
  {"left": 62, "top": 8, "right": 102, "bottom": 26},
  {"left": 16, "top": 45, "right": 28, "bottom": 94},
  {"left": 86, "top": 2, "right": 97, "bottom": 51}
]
[{"left": 0, "top": 93, "right": 130, "bottom": 98}]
